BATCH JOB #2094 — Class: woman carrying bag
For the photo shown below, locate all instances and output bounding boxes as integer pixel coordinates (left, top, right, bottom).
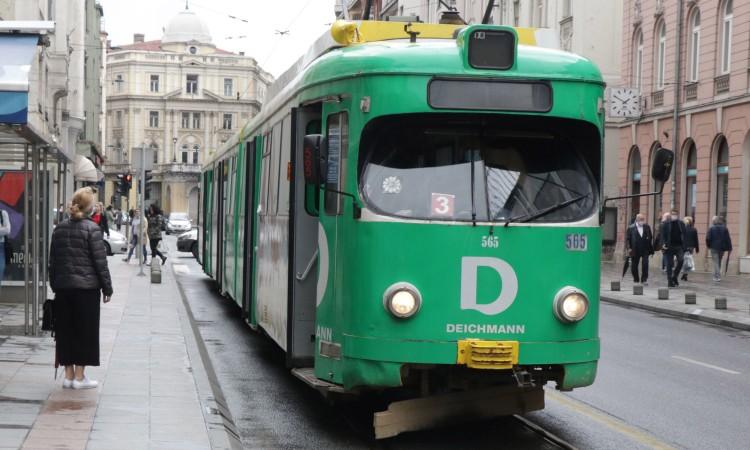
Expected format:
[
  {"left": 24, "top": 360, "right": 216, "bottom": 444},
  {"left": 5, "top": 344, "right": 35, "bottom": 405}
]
[{"left": 49, "top": 187, "right": 113, "bottom": 389}]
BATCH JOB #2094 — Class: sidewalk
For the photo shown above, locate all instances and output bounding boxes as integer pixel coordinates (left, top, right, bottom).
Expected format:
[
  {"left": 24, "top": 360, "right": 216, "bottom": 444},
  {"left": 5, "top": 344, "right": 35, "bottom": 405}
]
[
  {"left": 600, "top": 261, "right": 750, "bottom": 331},
  {"left": 0, "top": 252, "right": 240, "bottom": 449}
]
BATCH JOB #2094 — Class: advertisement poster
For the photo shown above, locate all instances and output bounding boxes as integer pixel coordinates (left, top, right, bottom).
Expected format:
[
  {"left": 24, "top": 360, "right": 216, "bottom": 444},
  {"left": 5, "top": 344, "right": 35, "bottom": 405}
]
[{"left": 0, "top": 170, "right": 50, "bottom": 285}]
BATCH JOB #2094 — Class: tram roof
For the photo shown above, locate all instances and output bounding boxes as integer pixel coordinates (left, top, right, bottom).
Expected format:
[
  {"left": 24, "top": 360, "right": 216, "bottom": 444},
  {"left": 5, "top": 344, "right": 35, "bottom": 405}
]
[{"left": 205, "top": 21, "right": 603, "bottom": 166}]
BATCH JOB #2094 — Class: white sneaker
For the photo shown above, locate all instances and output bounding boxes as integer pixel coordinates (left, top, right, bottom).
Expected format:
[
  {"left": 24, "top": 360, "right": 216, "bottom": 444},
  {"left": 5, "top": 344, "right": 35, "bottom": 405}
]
[
  {"left": 72, "top": 377, "right": 98, "bottom": 390},
  {"left": 62, "top": 378, "right": 73, "bottom": 389}
]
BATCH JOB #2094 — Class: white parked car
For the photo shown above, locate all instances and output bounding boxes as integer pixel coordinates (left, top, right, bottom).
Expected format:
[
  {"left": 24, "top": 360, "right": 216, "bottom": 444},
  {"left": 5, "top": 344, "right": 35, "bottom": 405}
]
[
  {"left": 166, "top": 212, "right": 192, "bottom": 234},
  {"left": 103, "top": 228, "right": 128, "bottom": 255}
]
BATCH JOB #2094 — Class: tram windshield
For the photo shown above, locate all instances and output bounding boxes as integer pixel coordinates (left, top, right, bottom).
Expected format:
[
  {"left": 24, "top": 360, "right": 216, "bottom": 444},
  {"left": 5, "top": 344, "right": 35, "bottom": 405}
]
[{"left": 359, "top": 114, "right": 599, "bottom": 223}]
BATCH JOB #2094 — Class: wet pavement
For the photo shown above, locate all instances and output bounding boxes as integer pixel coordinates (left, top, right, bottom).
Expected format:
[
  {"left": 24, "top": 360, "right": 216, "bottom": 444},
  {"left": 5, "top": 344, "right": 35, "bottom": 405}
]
[{"left": 0, "top": 239, "right": 239, "bottom": 449}]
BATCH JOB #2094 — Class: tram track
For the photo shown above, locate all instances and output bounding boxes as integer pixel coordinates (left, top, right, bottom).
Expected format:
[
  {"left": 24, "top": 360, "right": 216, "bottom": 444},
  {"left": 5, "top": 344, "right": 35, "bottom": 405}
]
[{"left": 513, "top": 414, "right": 578, "bottom": 450}]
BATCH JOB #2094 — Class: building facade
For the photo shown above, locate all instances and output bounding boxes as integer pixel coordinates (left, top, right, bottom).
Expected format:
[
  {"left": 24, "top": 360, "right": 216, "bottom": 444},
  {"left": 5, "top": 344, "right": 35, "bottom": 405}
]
[
  {"left": 617, "top": 0, "right": 750, "bottom": 274},
  {"left": 103, "top": 7, "right": 273, "bottom": 221}
]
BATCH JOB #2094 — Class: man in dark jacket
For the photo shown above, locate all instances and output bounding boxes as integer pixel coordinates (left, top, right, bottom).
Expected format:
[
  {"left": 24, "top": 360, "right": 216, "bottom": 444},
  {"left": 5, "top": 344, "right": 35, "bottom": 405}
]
[
  {"left": 706, "top": 216, "right": 733, "bottom": 282},
  {"left": 660, "top": 209, "right": 686, "bottom": 287},
  {"left": 625, "top": 213, "right": 654, "bottom": 284}
]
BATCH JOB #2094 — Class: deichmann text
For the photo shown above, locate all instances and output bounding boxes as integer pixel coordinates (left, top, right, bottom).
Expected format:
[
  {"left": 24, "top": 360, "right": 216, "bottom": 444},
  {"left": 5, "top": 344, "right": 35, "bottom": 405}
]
[{"left": 446, "top": 323, "right": 526, "bottom": 334}]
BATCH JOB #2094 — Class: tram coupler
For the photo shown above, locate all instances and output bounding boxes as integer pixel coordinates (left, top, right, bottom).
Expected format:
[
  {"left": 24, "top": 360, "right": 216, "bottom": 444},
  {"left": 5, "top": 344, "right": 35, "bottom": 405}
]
[{"left": 512, "top": 367, "right": 535, "bottom": 388}]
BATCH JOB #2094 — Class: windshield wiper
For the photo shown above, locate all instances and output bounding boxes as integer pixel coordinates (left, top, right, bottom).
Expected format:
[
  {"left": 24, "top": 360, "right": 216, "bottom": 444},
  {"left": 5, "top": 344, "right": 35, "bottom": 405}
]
[{"left": 503, "top": 193, "right": 590, "bottom": 227}]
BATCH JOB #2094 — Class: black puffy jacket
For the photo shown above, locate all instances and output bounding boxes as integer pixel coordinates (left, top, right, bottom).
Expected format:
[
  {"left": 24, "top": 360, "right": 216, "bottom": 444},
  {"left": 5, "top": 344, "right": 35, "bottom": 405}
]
[{"left": 49, "top": 218, "right": 113, "bottom": 296}]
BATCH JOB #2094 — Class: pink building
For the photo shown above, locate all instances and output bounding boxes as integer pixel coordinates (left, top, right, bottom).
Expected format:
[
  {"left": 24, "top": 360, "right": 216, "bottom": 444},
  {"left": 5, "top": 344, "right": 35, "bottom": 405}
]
[{"left": 617, "top": 0, "right": 750, "bottom": 274}]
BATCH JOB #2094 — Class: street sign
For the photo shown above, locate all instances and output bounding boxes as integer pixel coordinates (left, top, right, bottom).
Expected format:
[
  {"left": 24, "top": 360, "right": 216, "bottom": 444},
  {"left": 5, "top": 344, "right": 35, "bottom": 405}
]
[{"left": 132, "top": 147, "right": 154, "bottom": 172}]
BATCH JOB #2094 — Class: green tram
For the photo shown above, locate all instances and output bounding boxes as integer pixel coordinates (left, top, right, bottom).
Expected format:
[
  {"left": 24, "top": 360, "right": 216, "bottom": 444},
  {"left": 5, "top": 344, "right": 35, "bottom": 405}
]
[{"left": 200, "top": 21, "right": 669, "bottom": 437}]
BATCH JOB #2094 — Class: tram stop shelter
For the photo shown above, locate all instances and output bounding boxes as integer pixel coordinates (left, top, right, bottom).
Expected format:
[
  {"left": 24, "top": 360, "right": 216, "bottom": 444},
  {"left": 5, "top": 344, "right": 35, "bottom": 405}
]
[{"left": 0, "top": 21, "right": 71, "bottom": 336}]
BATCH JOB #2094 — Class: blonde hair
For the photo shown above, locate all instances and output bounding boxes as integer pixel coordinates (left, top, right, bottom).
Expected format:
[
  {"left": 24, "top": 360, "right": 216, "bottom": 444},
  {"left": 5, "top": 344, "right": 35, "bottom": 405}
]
[
  {"left": 68, "top": 187, "right": 96, "bottom": 220},
  {"left": 683, "top": 216, "right": 693, "bottom": 226}
]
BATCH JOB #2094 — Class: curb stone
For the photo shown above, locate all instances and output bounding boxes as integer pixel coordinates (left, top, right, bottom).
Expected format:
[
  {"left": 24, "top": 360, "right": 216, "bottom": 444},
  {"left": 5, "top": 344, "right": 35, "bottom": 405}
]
[{"left": 600, "top": 294, "right": 750, "bottom": 332}]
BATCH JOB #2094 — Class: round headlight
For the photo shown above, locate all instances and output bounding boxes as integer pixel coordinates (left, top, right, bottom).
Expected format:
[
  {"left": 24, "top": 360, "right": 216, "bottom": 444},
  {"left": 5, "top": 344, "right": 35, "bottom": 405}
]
[
  {"left": 553, "top": 287, "right": 589, "bottom": 323},
  {"left": 383, "top": 282, "right": 422, "bottom": 319}
]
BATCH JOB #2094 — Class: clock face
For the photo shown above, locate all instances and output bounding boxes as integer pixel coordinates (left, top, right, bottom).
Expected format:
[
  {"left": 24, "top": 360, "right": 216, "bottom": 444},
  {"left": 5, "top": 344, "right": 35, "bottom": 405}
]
[{"left": 608, "top": 87, "right": 641, "bottom": 118}]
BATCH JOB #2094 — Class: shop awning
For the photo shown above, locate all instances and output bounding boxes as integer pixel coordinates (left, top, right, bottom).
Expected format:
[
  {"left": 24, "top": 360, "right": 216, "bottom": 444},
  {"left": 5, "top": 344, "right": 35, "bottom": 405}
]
[
  {"left": 0, "top": 34, "right": 40, "bottom": 125},
  {"left": 74, "top": 154, "right": 104, "bottom": 182}
]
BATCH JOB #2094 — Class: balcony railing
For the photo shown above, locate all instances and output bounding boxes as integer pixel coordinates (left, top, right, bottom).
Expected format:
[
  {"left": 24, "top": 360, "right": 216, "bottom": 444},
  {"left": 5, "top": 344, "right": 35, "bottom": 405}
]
[
  {"left": 714, "top": 74, "right": 730, "bottom": 94},
  {"left": 651, "top": 90, "right": 664, "bottom": 107},
  {"left": 154, "top": 163, "right": 202, "bottom": 174},
  {"left": 684, "top": 82, "right": 698, "bottom": 101}
]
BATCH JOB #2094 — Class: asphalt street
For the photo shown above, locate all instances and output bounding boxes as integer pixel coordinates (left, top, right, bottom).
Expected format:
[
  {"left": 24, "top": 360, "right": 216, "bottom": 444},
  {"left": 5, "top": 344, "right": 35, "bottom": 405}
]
[{"left": 167, "top": 238, "right": 750, "bottom": 449}]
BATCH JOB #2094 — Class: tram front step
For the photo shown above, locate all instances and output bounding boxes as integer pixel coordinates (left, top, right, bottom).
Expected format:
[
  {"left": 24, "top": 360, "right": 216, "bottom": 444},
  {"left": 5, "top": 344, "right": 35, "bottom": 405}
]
[
  {"left": 373, "top": 385, "right": 544, "bottom": 439},
  {"left": 291, "top": 367, "right": 348, "bottom": 395}
]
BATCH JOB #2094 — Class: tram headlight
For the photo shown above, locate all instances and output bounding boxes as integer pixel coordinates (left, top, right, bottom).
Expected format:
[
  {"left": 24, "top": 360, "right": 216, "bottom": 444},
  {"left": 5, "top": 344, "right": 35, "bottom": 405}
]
[
  {"left": 553, "top": 287, "right": 589, "bottom": 323},
  {"left": 383, "top": 282, "right": 422, "bottom": 319}
]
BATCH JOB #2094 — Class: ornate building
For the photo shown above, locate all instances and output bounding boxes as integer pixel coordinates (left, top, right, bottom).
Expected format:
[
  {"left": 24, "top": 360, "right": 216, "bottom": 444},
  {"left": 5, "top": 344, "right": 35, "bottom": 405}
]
[
  {"left": 103, "top": 7, "right": 272, "bottom": 221},
  {"left": 616, "top": 0, "right": 750, "bottom": 274}
]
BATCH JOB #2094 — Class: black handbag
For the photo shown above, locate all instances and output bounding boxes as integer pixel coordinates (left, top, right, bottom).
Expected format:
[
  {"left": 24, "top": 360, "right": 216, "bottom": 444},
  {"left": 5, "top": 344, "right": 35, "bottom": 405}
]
[
  {"left": 0, "top": 211, "right": 10, "bottom": 265},
  {"left": 42, "top": 299, "right": 55, "bottom": 336}
]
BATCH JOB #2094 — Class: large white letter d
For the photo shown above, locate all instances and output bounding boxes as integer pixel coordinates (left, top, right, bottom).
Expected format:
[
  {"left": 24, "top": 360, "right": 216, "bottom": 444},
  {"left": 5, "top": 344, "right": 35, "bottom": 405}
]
[{"left": 461, "top": 257, "right": 518, "bottom": 315}]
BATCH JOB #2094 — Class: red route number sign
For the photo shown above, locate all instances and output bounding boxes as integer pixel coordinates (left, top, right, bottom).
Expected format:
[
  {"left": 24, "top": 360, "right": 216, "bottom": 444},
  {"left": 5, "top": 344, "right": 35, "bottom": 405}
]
[{"left": 431, "top": 193, "right": 455, "bottom": 217}]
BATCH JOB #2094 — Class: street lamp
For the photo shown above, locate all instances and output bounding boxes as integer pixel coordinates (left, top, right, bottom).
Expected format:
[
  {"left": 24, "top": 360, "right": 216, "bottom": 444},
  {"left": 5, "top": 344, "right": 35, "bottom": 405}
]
[{"left": 172, "top": 137, "right": 178, "bottom": 163}]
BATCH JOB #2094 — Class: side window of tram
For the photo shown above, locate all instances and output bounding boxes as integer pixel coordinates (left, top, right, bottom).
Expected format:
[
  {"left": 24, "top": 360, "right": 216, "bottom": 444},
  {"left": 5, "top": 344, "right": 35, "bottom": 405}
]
[
  {"left": 259, "top": 133, "right": 272, "bottom": 216},
  {"left": 325, "top": 112, "right": 349, "bottom": 216}
]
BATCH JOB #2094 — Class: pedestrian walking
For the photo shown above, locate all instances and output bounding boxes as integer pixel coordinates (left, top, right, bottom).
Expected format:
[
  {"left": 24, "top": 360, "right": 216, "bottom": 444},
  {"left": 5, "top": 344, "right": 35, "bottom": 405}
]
[
  {"left": 706, "top": 216, "right": 733, "bottom": 282},
  {"left": 659, "top": 209, "right": 686, "bottom": 287},
  {"left": 653, "top": 212, "right": 670, "bottom": 272},
  {"left": 123, "top": 209, "right": 148, "bottom": 264},
  {"left": 91, "top": 203, "right": 110, "bottom": 238},
  {"left": 681, "top": 217, "right": 699, "bottom": 282},
  {"left": 147, "top": 204, "right": 167, "bottom": 265},
  {"left": 105, "top": 205, "right": 116, "bottom": 231},
  {"left": 625, "top": 213, "right": 654, "bottom": 285},
  {"left": 0, "top": 207, "right": 11, "bottom": 300},
  {"left": 49, "top": 187, "right": 113, "bottom": 389},
  {"left": 114, "top": 208, "right": 123, "bottom": 232}
]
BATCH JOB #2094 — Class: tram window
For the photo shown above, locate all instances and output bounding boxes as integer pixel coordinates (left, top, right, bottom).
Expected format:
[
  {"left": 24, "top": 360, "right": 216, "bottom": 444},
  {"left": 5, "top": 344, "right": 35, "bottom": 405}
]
[
  {"left": 325, "top": 112, "right": 349, "bottom": 216},
  {"left": 259, "top": 133, "right": 272, "bottom": 216},
  {"left": 270, "top": 120, "right": 283, "bottom": 215},
  {"left": 278, "top": 114, "right": 293, "bottom": 216},
  {"left": 359, "top": 114, "right": 598, "bottom": 223}
]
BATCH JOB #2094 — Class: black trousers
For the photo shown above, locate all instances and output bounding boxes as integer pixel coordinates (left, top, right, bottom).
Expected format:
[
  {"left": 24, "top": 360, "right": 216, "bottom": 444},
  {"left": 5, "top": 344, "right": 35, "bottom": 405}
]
[
  {"left": 665, "top": 247, "right": 684, "bottom": 282},
  {"left": 631, "top": 253, "right": 649, "bottom": 283},
  {"left": 55, "top": 289, "right": 100, "bottom": 367},
  {"left": 150, "top": 238, "right": 165, "bottom": 262}
]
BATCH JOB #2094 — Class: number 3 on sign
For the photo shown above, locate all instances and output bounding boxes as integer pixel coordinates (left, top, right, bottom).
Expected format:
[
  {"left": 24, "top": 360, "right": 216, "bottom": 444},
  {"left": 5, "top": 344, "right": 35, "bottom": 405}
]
[{"left": 431, "top": 193, "right": 455, "bottom": 217}]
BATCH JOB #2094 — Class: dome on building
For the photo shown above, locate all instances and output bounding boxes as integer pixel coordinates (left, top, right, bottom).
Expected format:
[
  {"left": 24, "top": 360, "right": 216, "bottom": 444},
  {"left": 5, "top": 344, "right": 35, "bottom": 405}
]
[{"left": 162, "top": 9, "right": 213, "bottom": 44}]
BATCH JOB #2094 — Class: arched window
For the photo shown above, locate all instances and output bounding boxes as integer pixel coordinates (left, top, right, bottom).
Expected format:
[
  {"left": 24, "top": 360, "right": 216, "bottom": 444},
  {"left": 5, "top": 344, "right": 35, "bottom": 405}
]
[
  {"left": 633, "top": 29, "right": 644, "bottom": 89},
  {"left": 716, "top": 138, "right": 729, "bottom": 219},
  {"left": 688, "top": 9, "right": 700, "bottom": 82},
  {"left": 655, "top": 21, "right": 667, "bottom": 90},
  {"left": 193, "top": 144, "right": 200, "bottom": 164},
  {"left": 628, "top": 147, "right": 642, "bottom": 221},
  {"left": 684, "top": 142, "right": 697, "bottom": 220},
  {"left": 720, "top": 0, "right": 733, "bottom": 74},
  {"left": 181, "top": 144, "right": 189, "bottom": 164}
]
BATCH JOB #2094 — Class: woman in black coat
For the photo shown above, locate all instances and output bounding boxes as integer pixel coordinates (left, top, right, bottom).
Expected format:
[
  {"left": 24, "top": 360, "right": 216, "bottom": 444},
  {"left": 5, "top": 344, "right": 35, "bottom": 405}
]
[
  {"left": 681, "top": 216, "right": 699, "bottom": 281},
  {"left": 50, "top": 187, "right": 113, "bottom": 389}
]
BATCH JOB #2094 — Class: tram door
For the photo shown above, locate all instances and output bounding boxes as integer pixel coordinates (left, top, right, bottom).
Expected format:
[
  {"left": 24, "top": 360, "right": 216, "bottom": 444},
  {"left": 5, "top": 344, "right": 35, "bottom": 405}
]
[
  {"left": 216, "top": 159, "right": 225, "bottom": 292},
  {"left": 287, "top": 106, "right": 321, "bottom": 367},
  {"left": 242, "top": 138, "right": 259, "bottom": 323}
]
